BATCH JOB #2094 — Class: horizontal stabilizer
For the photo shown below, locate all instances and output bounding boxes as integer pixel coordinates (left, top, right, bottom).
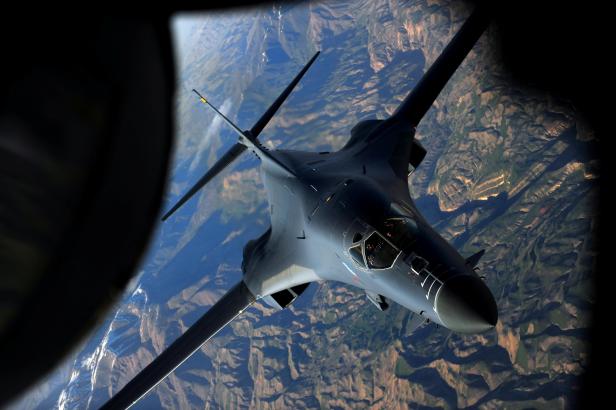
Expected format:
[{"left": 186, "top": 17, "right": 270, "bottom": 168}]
[
  {"left": 161, "top": 143, "right": 246, "bottom": 221},
  {"left": 193, "top": 89, "right": 249, "bottom": 142},
  {"left": 465, "top": 249, "right": 485, "bottom": 268},
  {"left": 101, "top": 281, "right": 256, "bottom": 410},
  {"left": 250, "top": 51, "right": 320, "bottom": 138},
  {"left": 392, "top": 6, "right": 490, "bottom": 126}
]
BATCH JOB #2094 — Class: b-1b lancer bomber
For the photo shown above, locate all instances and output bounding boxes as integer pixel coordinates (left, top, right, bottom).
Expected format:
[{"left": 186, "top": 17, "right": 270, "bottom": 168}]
[{"left": 103, "top": 5, "right": 497, "bottom": 409}]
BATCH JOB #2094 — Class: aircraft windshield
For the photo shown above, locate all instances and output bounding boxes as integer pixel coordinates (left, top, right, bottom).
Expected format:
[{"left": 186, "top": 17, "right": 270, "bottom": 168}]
[
  {"left": 381, "top": 217, "right": 418, "bottom": 250},
  {"left": 349, "top": 244, "right": 366, "bottom": 268},
  {"left": 364, "top": 232, "right": 400, "bottom": 269}
]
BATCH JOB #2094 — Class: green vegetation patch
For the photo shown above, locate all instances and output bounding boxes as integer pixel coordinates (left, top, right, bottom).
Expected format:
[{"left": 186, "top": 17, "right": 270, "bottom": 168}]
[
  {"left": 548, "top": 307, "right": 570, "bottom": 329},
  {"left": 515, "top": 340, "right": 530, "bottom": 371},
  {"left": 395, "top": 355, "right": 413, "bottom": 378}
]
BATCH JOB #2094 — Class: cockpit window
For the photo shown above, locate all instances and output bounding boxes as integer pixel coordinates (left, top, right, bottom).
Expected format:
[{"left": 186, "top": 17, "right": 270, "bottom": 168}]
[
  {"left": 352, "top": 232, "right": 363, "bottom": 243},
  {"left": 364, "top": 232, "right": 400, "bottom": 269},
  {"left": 381, "top": 217, "right": 418, "bottom": 250},
  {"left": 349, "top": 244, "right": 366, "bottom": 268}
]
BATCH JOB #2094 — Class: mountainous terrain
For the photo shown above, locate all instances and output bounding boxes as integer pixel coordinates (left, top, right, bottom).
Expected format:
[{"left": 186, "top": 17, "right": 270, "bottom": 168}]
[{"left": 13, "top": 1, "right": 597, "bottom": 408}]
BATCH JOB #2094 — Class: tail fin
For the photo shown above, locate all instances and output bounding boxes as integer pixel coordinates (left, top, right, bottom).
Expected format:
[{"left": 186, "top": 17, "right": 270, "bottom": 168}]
[
  {"left": 391, "top": 6, "right": 490, "bottom": 126},
  {"left": 162, "top": 52, "right": 320, "bottom": 221}
]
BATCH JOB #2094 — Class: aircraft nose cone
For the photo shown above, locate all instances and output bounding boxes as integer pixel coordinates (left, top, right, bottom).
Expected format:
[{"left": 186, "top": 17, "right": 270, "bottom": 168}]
[{"left": 435, "top": 275, "right": 498, "bottom": 333}]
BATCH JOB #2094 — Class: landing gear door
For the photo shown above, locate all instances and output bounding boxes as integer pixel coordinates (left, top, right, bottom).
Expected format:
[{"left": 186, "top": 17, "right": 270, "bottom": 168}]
[{"left": 343, "top": 219, "right": 371, "bottom": 249}]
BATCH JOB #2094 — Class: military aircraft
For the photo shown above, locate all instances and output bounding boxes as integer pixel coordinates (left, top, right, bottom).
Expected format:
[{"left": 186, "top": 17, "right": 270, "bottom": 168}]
[{"left": 102, "top": 5, "right": 496, "bottom": 409}]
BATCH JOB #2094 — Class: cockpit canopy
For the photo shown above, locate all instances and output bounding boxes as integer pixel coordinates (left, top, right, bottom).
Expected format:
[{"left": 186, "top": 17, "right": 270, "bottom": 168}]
[
  {"left": 365, "top": 232, "right": 399, "bottom": 269},
  {"left": 348, "top": 217, "right": 417, "bottom": 270}
]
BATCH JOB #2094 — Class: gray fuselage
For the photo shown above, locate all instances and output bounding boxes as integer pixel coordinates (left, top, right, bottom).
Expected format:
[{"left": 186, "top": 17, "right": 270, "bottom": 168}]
[{"left": 242, "top": 118, "right": 497, "bottom": 333}]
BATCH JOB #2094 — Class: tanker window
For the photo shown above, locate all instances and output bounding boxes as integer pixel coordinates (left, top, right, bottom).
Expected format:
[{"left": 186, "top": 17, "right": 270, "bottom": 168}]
[
  {"left": 349, "top": 245, "right": 366, "bottom": 268},
  {"left": 365, "top": 232, "right": 399, "bottom": 269}
]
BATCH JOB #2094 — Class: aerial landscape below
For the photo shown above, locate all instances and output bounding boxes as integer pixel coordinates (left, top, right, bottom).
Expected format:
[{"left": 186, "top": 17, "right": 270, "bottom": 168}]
[{"left": 13, "top": 0, "right": 597, "bottom": 409}]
